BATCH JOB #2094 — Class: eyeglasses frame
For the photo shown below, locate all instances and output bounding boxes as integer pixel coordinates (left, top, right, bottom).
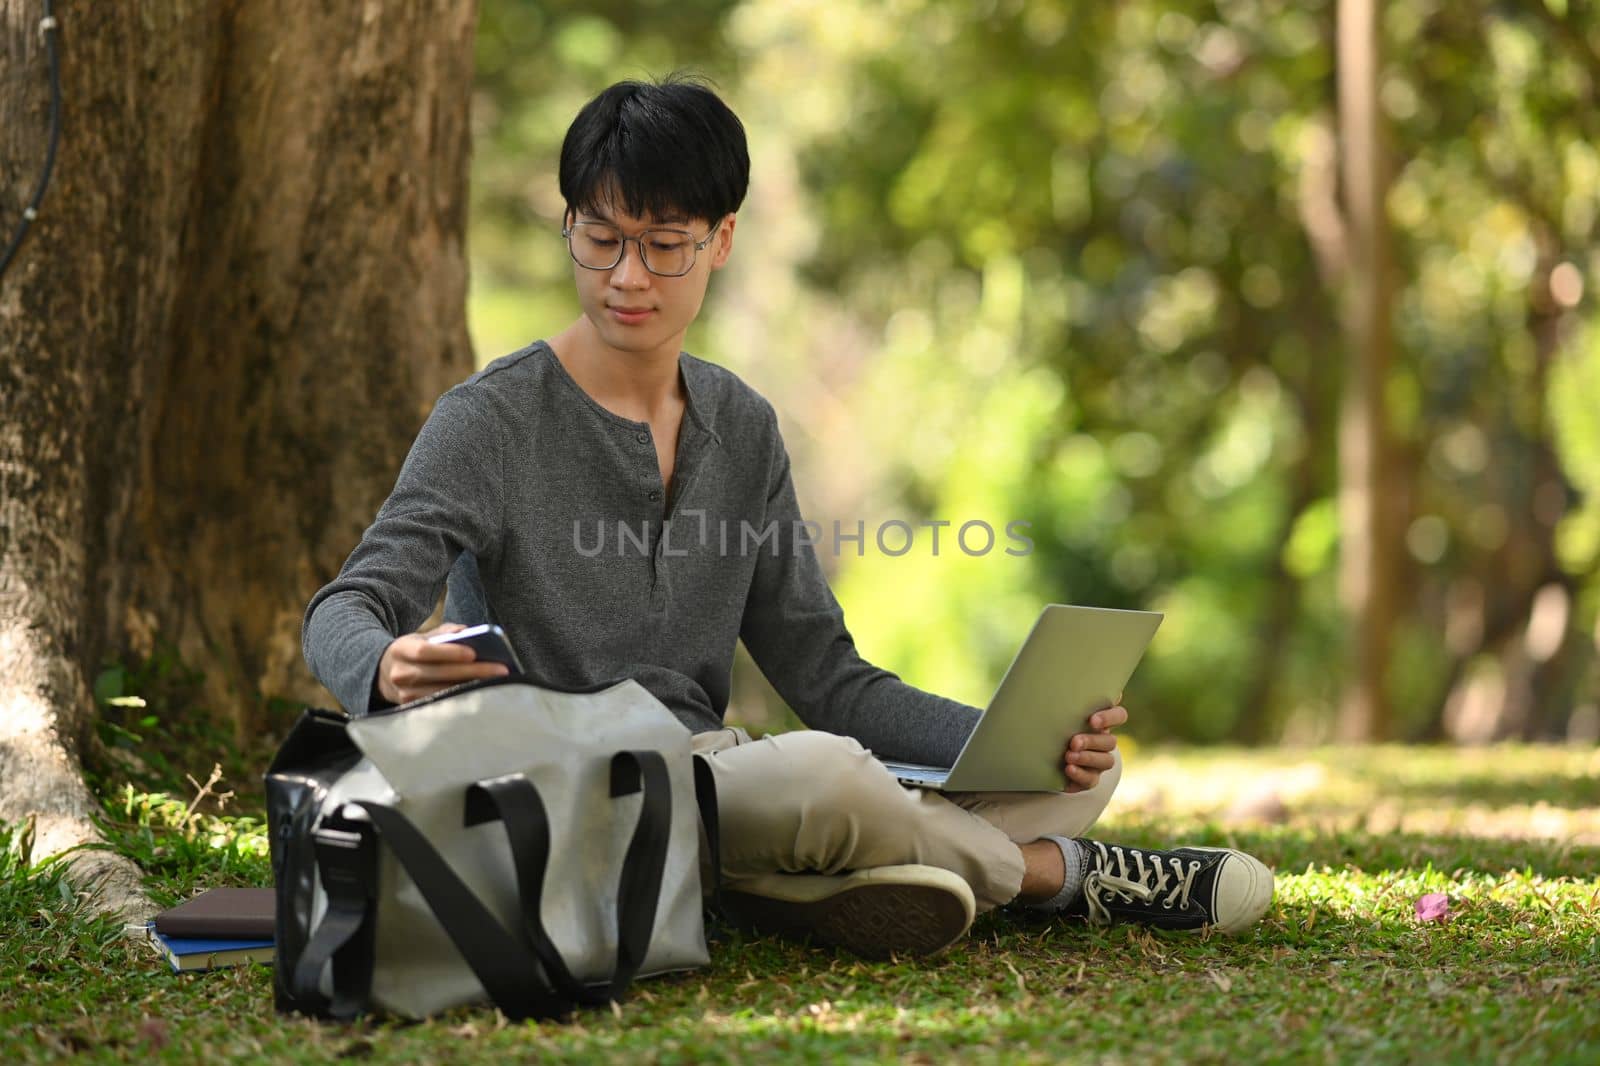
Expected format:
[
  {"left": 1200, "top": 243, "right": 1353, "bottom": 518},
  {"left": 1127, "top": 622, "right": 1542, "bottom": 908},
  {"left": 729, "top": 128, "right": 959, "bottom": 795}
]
[{"left": 561, "top": 217, "right": 724, "bottom": 278}]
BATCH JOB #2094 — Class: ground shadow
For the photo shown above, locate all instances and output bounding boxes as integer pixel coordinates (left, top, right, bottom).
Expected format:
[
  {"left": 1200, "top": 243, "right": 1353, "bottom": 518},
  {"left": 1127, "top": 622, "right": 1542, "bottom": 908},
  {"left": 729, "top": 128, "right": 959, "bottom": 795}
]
[{"left": 1377, "top": 772, "right": 1600, "bottom": 813}]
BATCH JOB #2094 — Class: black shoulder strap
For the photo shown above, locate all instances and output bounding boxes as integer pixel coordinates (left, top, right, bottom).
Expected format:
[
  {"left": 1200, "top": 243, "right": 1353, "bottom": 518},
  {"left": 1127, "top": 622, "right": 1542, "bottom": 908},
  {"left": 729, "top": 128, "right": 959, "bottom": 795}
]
[
  {"left": 353, "top": 800, "right": 573, "bottom": 1022},
  {"left": 608, "top": 750, "right": 673, "bottom": 996},
  {"left": 462, "top": 774, "right": 595, "bottom": 1005},
  {"left": 296, "top": 797, "right": 573, "bottom": 1022},
  {"left": 466, "top": 751, "right": 673, "bottom": 1005}
]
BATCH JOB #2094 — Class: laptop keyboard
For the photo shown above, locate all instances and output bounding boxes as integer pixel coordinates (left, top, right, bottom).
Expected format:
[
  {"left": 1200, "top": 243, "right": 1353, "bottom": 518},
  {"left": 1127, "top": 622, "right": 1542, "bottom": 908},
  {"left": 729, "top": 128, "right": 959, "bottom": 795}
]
[{"left": 878, "top": 759, "right": 950, "bottom": 783}]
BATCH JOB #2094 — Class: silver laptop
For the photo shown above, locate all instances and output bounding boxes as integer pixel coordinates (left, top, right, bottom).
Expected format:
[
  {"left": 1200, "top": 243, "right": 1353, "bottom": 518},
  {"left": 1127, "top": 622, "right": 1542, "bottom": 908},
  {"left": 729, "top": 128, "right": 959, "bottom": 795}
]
[{"left": 878, "top": 604, "right": 1162, "bottom": 792}]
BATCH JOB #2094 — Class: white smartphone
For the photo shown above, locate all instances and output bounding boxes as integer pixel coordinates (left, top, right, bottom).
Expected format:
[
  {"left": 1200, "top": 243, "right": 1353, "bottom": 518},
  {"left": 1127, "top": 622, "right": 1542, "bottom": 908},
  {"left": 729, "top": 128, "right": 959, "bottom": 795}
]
[{"left": 426, "top": 623, "right": 525, "bottom": 675}]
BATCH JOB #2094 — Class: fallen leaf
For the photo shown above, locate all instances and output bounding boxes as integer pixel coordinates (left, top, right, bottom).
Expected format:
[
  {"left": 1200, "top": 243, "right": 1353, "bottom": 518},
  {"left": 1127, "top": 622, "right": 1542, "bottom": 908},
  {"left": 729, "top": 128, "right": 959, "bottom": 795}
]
[
  {"left": 1415, "top": 893, "right": 1452, "bottom": 923},
  {"left": 1207, "top": 968, "right": 1233, "bottom": 993}
]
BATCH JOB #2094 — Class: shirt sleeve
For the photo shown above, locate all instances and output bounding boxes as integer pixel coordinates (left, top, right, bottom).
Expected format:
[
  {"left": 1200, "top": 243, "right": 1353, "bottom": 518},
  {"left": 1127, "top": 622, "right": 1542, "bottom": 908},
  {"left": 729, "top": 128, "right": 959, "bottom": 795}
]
[
  {"left": 737, "top": 417, "right": 981, "bottom": 766},
  {"left": 302, "top": 387, "right": 505, "bottom": 715}
]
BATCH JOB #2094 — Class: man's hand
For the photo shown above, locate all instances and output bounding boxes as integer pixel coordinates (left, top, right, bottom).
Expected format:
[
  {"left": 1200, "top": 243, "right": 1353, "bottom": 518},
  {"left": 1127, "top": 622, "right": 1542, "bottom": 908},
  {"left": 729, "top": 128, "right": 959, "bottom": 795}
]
[
  {"left": 1062, "top": 704, "right": 1127, "bottom": 793},
  {"left": 377, "top": 623, "right": 510, "bottom": 706}
]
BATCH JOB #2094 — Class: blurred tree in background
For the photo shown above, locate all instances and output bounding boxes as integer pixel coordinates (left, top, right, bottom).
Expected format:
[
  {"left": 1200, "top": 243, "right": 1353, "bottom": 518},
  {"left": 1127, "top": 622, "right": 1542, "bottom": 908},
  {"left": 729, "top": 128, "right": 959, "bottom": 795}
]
[{"left": 469, "top": 0, "right": 1600, "bottom": 745}]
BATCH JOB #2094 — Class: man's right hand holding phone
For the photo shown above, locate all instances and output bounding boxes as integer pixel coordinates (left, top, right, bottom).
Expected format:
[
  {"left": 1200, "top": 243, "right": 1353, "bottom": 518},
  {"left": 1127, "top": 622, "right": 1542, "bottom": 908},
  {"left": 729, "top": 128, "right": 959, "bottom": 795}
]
[{"left": 377, "top": 623, "right": 510, "bottom": 706}]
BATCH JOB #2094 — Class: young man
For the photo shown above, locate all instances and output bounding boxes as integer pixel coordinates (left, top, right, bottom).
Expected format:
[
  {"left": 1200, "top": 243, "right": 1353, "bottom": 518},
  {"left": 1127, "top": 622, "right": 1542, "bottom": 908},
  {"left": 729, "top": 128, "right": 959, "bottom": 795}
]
[{"left": 303, "top": 76, "right": 1274, "bottom": 959}]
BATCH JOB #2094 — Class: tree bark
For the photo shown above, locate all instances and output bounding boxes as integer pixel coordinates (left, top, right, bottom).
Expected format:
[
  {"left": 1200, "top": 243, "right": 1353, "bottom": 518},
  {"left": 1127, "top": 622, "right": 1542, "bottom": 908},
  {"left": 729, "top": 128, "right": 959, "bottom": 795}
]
[
  {"left": 1, "top": 0, "right": 476, "bottom": 917},
  {"left": 1235, "top": 289, "right": 1336, "bottom": 744},
  {"left": 1335, "top": 0, "right": 1402, "bottom": 741}
]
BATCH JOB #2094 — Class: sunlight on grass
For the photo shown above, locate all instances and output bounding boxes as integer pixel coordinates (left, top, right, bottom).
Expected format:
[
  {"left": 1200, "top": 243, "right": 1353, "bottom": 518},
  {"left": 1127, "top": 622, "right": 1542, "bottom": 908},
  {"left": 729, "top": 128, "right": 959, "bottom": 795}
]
[
  {"left": 1275, "top": 867, "right": 1600, "bottom": 938},
  {"left": 1112, "top": 743, "right": 1600, "bottom": 844},
  {"left": 4, "top": 746, "right": 1597, "bottom": 1064},
  {"left": 113, "top": 787, "right": 271, "bottom": 859}
]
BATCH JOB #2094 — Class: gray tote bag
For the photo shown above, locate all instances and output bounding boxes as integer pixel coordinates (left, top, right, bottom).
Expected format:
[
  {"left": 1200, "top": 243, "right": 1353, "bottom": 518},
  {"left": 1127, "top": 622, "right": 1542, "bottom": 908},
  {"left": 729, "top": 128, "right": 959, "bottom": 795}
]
[{"left": 266, "top": 676, "right": 718, "bottom": 1021}]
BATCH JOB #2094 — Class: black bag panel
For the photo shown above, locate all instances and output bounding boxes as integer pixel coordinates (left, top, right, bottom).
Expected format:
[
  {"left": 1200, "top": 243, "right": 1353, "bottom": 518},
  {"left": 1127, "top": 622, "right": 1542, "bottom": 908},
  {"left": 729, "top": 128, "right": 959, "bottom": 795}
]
[
  {"left": 266, "top": 706, "right": 355, "bottom": 775},
  {"left": 265, "top": 708, "right": 363, "bottom": 1016}
]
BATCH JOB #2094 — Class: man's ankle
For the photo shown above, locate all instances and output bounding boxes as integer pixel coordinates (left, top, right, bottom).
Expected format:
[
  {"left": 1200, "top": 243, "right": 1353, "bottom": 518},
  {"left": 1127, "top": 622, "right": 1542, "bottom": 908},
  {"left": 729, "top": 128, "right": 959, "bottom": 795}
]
[
  {"left": 1016, "top": 836, "right": 1085, "bottom": 908},
  {"left": 1016, "top": 839, "right": 1065, "bottom": 900}
]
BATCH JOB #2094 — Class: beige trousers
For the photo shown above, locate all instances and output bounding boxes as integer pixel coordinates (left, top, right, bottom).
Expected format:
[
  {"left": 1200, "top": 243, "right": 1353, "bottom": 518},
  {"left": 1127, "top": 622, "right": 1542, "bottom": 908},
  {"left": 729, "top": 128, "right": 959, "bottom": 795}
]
[{"left": 692, "top": 727, "right": 1121, "bottom": 912}]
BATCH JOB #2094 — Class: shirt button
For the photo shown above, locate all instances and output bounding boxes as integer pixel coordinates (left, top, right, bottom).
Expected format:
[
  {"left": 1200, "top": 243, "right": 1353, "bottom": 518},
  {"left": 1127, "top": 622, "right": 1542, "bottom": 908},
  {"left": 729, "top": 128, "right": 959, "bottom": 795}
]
[
  {"left": 648, "top": 490, "right": 661, "bottom": 501},
  {"left": 635, "top": 432, "right": 649, "bottom": 444}
]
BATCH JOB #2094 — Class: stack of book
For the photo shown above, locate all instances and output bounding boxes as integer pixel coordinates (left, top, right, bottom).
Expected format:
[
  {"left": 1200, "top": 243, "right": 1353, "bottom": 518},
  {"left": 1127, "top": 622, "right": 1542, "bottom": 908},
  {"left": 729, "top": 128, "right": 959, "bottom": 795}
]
[{"left": 147, "top": 887, "right": 275, "bottom": 972}]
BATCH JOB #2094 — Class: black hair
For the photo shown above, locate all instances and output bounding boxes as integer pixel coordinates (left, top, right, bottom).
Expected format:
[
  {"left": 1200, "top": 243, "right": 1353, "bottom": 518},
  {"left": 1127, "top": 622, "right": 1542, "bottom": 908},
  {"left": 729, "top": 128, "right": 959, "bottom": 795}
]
[{"left": 559, "top": 74, "right": 750, "bottom": 226}]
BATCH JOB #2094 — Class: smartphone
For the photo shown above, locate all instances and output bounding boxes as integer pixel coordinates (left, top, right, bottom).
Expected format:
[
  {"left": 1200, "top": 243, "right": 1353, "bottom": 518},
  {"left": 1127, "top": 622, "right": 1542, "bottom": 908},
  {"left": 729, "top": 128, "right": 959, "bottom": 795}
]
[{"left": 427, "top": 623, "right": 525, "bottom": 675}]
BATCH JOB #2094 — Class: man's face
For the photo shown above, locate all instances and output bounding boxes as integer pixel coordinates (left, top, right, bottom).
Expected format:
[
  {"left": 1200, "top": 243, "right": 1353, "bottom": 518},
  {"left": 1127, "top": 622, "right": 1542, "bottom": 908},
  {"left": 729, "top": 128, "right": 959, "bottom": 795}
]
[{"left": 566, "top": 200, "right": 736, "bottom": 363}]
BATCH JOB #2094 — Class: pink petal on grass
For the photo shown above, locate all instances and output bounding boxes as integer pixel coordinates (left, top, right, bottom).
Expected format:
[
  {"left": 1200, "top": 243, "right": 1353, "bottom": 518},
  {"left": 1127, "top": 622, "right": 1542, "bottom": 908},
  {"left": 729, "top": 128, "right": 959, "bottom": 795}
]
[{"left": 1415, "top": 892, "right": 1452, "bottom": 922}]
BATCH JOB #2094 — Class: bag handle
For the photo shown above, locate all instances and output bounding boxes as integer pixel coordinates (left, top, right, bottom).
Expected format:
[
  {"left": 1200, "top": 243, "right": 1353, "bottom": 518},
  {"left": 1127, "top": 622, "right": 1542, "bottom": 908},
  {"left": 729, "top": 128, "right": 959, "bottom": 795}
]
[
  {"left": 354, "top": 800, "right": 573, "bottom": 1021},
  {"left": 607, "top": 750, "right": 673, "bottom": 995},
  {"left": 464, "top": 750, "right": 672, "bottom": 1005},
  {"left": 461, "top": 773, "right": 590, "bottom": 1004},
  {"left": 294, "top": 749, "right": 683, "bottom": 1019}
]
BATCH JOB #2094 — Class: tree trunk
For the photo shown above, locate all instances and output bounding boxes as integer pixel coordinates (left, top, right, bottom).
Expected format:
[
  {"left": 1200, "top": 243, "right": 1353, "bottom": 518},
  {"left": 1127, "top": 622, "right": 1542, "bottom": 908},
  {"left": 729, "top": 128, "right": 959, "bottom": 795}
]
[
  {"left": 1335, "top": 0, "right": 1402, "bottom": 741},
  {"left": 0, "top": 0, "right": 476, "bottom": 917},
  {"left": 1424, "top": 253, "right": 1585, "bottom": 743},
  {"left": 1234, "top": 325, "right": 1333, "bottom": 744}
]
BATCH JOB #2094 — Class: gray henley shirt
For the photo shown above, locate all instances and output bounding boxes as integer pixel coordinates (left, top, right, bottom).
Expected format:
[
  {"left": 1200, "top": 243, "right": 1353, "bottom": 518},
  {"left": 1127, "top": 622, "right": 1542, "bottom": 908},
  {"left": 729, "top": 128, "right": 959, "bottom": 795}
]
[{"left": 302, "top": 341, "right": 981, "bottom": 766}]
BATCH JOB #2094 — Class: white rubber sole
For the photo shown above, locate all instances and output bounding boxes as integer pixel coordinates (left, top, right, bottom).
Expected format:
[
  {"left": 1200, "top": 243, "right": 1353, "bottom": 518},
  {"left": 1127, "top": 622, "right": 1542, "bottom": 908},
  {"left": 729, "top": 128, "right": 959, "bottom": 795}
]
[
  {"left": 1192, "top": 847, "right": 1276, "bottom": 933},
  {"left": 722, "top": 863, "right": 977, "bottom": 959}
]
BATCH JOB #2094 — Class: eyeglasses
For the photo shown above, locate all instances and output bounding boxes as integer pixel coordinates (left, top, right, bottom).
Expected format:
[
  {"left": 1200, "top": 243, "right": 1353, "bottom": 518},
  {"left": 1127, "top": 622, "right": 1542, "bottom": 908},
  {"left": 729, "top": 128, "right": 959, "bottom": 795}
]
[{"left": 562, "top": 220, "right": 721, "bottom": 278}]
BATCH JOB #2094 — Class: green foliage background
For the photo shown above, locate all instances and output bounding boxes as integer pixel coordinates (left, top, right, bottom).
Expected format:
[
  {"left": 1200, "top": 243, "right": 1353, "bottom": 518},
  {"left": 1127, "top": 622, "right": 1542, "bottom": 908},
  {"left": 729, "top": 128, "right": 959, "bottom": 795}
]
[{"left": 468, "top": 0, "right": 1600, "bottom": 743}]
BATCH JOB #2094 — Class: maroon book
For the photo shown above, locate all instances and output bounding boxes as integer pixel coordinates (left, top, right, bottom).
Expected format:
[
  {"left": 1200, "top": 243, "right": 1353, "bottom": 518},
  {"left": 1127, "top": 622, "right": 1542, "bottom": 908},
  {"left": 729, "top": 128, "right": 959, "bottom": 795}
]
[{"left": 153, "top": 887, "right": 275, "bottom": 939}]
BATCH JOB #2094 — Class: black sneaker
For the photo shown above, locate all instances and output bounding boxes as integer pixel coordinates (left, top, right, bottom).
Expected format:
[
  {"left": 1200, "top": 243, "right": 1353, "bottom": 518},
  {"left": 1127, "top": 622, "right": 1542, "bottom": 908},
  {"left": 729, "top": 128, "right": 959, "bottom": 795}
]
[{"left": 1063, "top": 840, "right": 1274, "bottom": 934}]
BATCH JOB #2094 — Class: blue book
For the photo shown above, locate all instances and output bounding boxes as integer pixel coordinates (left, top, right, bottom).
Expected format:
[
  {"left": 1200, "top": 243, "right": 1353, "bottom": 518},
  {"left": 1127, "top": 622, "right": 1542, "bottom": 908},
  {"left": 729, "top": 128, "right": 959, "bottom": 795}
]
[{"left": 147, "top": 923, "right": 274, "bottom": 973}]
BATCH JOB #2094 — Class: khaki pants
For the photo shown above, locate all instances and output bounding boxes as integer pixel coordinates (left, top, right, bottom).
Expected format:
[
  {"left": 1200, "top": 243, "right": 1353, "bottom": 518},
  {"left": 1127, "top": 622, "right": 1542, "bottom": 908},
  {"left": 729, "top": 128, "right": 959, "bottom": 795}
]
[{"left": 693, "top": 727, "right": 1121, "bottom": 912}]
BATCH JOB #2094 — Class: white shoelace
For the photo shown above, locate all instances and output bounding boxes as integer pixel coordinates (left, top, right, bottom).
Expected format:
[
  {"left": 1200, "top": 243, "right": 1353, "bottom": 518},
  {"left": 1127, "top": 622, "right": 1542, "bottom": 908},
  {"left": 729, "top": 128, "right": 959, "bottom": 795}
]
[{"left": 1081, "top": 842, "right": 1202, "bottom": 925}]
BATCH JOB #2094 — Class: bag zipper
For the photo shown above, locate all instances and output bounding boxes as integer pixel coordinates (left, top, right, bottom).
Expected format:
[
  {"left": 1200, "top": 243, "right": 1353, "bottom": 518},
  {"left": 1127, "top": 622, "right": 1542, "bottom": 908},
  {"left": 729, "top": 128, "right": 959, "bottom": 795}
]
[{"left": 364, "top": 672, "right": 630, "bottom": 720}]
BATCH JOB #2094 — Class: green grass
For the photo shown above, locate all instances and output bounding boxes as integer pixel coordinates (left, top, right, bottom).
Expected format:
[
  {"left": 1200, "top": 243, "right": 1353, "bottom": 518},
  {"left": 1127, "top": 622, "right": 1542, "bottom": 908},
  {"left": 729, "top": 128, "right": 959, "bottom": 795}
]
[{"left": 4, "top": 745, "right": 1598, "bottom": 1064}]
